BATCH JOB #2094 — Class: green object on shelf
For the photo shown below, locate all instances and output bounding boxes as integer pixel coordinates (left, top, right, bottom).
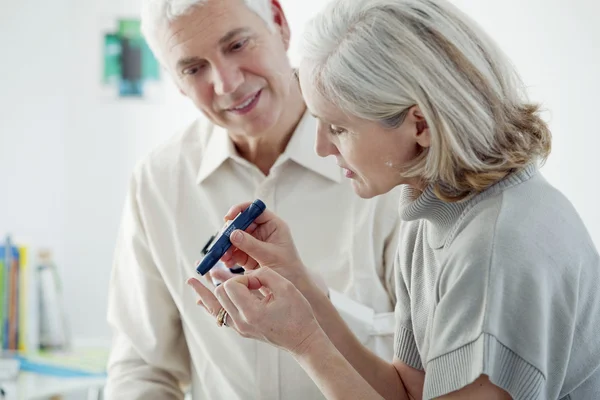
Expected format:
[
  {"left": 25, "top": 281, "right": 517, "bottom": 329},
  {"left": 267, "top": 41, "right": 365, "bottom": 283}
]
[{"left": 16, "top": 346, "right": 109, "bottom": 377}]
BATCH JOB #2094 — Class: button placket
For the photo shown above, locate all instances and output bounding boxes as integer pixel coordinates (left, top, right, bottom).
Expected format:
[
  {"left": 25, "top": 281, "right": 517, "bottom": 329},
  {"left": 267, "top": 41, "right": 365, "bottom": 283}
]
[
  {"left": 253, "top": 170, "right": 280, "bottom": 399},
  {"left": 254, "top": 175, "right": 277, "bottom": 211}
]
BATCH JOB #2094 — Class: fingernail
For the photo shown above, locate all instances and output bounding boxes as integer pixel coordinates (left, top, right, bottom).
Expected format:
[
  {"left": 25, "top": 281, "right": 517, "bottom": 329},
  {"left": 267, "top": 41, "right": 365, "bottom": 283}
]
[{"left": 231, "top": 230, "right": 242, "bottom": 243}]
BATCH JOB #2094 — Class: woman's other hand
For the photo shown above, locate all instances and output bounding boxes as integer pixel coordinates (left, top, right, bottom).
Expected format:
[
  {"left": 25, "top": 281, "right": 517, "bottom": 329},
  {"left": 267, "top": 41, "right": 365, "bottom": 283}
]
[{"left": 188, "top": 267, "right": 324, "bottom": 356}]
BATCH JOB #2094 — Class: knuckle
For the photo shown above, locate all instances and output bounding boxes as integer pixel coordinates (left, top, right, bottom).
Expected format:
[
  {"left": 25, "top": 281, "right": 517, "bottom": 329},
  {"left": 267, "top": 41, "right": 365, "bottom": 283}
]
[
  {"left": 236, "top": 323, "right": 252, "bottom": 338},
  {"left": 238, "top": 330, "right": 250, "bottom": 338},
  {"left": 207, "top": 305, "right": 220, "bottom": 316},
  {"left": 245, "top": 312, "right": 260, "bottom": 326},
  {"left": 223, "top": 280, "right": 235, "bottom": 292},
  {"left": 282, "top": 281, "right": 296, "bottom": 293},
  {"left": 214, "top": 284, "right": 225, "bottom": 299}
]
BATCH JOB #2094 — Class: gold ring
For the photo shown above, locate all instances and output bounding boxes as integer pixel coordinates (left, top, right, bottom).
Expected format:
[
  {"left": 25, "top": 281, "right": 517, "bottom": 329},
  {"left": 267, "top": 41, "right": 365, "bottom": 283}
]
[{"left": 216, "top": 307, "right": 227, "bottom": 327}]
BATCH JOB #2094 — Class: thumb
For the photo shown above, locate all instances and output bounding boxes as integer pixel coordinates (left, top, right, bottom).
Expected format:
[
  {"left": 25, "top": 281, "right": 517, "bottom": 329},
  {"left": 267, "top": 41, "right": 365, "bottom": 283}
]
[{"left": 229, "top": 230, "right": 272, "bottom": 264}]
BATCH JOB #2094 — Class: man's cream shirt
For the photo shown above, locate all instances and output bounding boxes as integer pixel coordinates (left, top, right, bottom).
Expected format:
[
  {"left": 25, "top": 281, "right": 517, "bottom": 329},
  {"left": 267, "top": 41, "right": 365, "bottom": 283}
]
[{"left": 105, "top": 111, "right": 401, "bottom": 400}]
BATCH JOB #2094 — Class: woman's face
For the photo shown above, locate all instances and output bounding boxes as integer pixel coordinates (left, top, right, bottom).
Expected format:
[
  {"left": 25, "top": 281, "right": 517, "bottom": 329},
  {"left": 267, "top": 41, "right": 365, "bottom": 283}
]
[{"left": 298, "top": 64, "right": 431, "bottom": 198}]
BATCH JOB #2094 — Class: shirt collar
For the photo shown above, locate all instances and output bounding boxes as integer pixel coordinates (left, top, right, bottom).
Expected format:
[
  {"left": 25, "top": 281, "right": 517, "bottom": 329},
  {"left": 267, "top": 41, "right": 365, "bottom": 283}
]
[
  {"left": 196, "top": 111, "right": 341, "bottom": 184},
  {"left": 282, "top": 111, "right": 341, "bottom": 183},
  {"left": 196, "top": 123, "right": 239, "bottom": 184}
]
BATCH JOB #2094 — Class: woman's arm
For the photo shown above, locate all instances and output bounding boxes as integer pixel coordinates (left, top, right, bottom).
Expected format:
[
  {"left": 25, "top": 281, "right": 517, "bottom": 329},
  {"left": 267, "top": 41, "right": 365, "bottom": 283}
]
[
  {"left": 293, "top": 327, "right": 400, "bottom": 400},
  {"left": 299, "top": 281, "right": 411, "bottom": 400},
  {"left": 190, "top": 267, "right": 411, "bottom": 400},
  {"left": 207, "top": 203, "right": 418, "bottom": 398}
]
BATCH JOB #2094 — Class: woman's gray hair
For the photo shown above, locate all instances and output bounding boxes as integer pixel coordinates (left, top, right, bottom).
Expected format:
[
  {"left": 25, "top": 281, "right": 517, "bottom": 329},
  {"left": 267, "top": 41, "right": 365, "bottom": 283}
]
[
  {"left": 141, "top": 0, "right": 274, "bottom": 64},
  {"left": 300, "top": 0, "right": 551, "bottom": 201}
]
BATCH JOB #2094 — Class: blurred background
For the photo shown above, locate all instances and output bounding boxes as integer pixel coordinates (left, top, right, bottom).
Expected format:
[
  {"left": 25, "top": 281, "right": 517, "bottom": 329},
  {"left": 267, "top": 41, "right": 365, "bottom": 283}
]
[{"left": 1, "top": 0, "right": 599, "bottom": 397}]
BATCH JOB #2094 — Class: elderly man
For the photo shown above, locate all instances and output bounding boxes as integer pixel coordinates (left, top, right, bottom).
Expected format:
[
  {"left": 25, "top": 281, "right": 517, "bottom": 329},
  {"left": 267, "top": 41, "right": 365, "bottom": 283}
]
[{"left": 104, "top": 0, "right": 400, "bottom": 399}]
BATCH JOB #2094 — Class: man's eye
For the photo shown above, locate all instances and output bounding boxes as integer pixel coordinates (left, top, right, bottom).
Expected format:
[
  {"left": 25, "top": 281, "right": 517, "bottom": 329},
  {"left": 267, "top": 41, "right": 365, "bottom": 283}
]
[
  {"left": 329, "top": 125, "right": 346, "bottom": 135},
  {"left": 230, "top": 38, "right": 249, "bottom": 52},
  {"left": 183, "top": 65, "right": 205, "bottom": 75}
]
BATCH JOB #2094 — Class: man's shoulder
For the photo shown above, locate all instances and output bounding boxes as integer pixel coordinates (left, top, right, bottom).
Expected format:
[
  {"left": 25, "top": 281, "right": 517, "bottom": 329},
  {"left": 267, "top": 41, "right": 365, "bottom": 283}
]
[{"left": 133, "top": 118, "right": 214, "bottom": 181}]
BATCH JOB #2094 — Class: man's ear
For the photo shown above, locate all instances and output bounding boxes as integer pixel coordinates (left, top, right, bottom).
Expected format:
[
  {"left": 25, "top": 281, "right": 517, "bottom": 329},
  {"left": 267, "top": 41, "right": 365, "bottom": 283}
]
[
  {"left": 270, "top": 0, "right": 291, "bottom": 49},
  {"left": 411, "top": 106, "right": 431, "bottom": 148}
]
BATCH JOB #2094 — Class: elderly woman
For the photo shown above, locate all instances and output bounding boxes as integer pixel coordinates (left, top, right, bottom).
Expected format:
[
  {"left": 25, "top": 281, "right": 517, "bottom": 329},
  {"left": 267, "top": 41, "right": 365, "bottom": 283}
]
[{"left": 188, "top": 0, "right": 600, "bottom": 398}]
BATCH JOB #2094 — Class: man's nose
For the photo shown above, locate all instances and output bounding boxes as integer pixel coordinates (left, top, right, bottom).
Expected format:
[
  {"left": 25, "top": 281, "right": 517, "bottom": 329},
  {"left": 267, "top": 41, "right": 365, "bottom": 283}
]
[{"left": 212, "top": 63, "right": 243, "bottom": 96}]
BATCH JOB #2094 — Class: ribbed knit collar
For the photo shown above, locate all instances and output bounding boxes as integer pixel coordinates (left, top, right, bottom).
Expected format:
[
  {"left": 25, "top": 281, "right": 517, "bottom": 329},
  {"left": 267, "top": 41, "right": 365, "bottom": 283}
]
[{"left": 398, "top": 164, "right": 538, "bottom": 249}]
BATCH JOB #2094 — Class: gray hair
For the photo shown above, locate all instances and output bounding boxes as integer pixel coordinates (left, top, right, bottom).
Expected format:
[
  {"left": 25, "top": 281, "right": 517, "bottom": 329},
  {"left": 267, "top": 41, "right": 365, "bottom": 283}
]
[
  {"left": 300, "top": 0, "right": 551, "bottom": 201},
  {"left": 141, "top": 0, "right": 274, "bottom": 64}
]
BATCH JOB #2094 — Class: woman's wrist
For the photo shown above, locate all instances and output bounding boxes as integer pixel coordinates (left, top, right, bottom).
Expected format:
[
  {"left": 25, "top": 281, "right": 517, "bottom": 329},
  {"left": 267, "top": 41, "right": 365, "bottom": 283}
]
[
  {"left": 291, "top": 325, "right": 332, "bottom": 361},
  {"left": 296, "top": 269, "right": 330, "bottom": 306}
]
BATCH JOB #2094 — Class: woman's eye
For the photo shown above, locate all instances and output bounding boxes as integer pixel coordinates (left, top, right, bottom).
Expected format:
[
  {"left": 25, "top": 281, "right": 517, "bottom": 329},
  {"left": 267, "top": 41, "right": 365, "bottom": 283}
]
[{"left": 329, "top": 125, "right": 346, "bottom": 135}]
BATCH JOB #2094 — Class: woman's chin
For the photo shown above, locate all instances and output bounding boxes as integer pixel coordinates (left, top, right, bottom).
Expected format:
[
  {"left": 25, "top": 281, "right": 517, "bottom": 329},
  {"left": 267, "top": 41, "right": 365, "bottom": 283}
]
[
  {"left": 351, "top": 180, "right": 379, "bottom": 199},
  {"left": 352, "top": 179, "right": 398, "bottom": 199}
]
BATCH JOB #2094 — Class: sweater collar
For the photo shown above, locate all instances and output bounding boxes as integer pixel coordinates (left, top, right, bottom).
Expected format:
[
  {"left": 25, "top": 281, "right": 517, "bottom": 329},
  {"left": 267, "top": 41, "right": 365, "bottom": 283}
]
[{"left": 398, "top": 164, "right": 538, "bottom": 248}]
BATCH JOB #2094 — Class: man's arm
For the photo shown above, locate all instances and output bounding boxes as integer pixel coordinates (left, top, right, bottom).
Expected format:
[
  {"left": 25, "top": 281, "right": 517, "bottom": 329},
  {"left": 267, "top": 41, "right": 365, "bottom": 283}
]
[{"left": 104, "top": 171, "right": 190, "bottom": 399}]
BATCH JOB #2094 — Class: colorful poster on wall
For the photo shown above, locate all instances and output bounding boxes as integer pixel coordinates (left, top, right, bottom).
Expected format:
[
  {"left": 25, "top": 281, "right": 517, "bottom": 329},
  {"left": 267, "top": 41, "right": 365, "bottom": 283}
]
[{"left": 102, "top": 19, "right": 161, "bottom": 99}]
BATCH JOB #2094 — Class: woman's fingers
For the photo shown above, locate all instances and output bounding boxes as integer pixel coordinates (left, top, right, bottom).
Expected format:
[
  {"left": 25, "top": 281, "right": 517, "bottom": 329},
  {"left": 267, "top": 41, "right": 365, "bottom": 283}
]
[
  {"left": 227, "top": 268, "right": 285, "bottom": 309},
  {"left": 186, "top": 278, "right": 222, "bottom": 317},
  {"left": 214, "top": 284, "right": 241, "bottom": 329},
  {"left": 227, "top": 230, "right": 273, "bottom": 270},
  {"left": 208, "top": 265, "right": 236, "bottom": 284},
  {"left": 220, "top": 223, "right": 257, "bottom": 262}
]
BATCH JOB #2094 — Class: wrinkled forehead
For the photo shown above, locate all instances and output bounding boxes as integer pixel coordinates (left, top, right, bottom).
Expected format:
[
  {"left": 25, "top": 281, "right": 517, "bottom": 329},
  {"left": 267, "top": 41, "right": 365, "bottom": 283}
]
[{"left": 159, "top": 0, "right": 260, "bottom": 65}]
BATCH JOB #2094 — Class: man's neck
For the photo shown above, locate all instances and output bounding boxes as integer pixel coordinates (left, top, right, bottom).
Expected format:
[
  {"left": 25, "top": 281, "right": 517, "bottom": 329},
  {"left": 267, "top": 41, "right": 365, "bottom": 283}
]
[{"left": 230, "top": 86, "right": 306, "bottom": 176}]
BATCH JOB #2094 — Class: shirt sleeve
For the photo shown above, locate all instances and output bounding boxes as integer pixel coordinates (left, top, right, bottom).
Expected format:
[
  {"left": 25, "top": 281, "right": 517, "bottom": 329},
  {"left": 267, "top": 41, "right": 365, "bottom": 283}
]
[
  {"left": 329, "top": 289, "right": 396, "bottom": 361},
  {"left": 329, "top": 189, "right": 404, "bottom": 361},
  {"left": 104, "top": 169, "right": 191, "bottom": 400}
]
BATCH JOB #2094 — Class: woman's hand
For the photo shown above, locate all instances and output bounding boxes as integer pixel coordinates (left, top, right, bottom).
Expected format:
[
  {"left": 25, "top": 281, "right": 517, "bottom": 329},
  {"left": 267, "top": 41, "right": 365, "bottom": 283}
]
[
  {"left": 188, "top": 267, "right": 324, "bottom": 356},
  {"left": 220, "top": 202, "right": 315, "bottom": 292}
]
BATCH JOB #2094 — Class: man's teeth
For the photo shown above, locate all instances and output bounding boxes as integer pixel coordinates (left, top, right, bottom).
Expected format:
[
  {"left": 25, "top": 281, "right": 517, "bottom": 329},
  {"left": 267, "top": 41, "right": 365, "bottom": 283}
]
[{"left": 233, "top": 94, "right": 255, "bottom": 110}]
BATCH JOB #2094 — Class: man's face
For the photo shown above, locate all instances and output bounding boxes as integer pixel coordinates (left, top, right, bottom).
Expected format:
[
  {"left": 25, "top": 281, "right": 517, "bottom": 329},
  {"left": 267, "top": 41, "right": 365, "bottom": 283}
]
[{"left": 161, "top": 0, "right": 294, "bottom": 136}]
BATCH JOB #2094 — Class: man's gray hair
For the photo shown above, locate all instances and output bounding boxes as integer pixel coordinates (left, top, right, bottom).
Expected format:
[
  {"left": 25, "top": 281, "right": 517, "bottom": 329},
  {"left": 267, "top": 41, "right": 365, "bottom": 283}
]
[
  {"left": 141, "top": 0, "right": 274, "bottom": 64},
  {"left": 300, "top": 0, "right": 551, "bottom": 201}
]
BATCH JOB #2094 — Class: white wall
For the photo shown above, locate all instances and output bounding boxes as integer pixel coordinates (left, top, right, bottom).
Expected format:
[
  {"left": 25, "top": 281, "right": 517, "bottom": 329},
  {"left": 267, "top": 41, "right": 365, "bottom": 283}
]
[
  {"left": 63, "top": 0, "right": 198, "bottom": 340},
  {"left": 448, "top": 0, "right": 600, "bottom": 246},
  {"left": 0, "top": 0, "right": 70, "bottom": 292},
  {"left": 1, "top": 0, "right": 598, "bottom": 343}
]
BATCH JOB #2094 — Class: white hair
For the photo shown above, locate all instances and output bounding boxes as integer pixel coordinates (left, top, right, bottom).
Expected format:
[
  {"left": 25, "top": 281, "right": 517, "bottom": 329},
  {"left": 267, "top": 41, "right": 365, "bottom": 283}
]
[
  {"left": 141, "top": 0, "right": 274, "bottom": 63},
  {"left": 300, "top": 0, "right": 551, "bottom": 201}
]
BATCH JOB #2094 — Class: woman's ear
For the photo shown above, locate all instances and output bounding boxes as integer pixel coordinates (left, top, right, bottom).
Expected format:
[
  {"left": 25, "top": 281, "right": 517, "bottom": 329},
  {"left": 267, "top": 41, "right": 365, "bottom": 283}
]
[{"left": 411, "top": 106, "right": 431, "bottom": 148}]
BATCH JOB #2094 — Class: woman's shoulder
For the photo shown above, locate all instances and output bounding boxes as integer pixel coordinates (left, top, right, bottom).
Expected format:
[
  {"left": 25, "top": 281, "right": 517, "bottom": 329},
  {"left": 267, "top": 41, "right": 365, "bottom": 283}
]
[{"left": 449, "top": 171, "right": 598, "bottom": 276}]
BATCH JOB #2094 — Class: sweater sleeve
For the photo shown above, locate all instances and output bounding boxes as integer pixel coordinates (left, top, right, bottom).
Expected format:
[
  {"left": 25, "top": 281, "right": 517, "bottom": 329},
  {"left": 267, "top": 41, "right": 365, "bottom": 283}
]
[
  {"left": 421, "top": 205, "right": 587, "bottom": 400},
  {"left": 393, "top": 223, "right": 424, "bottom": 371}
]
